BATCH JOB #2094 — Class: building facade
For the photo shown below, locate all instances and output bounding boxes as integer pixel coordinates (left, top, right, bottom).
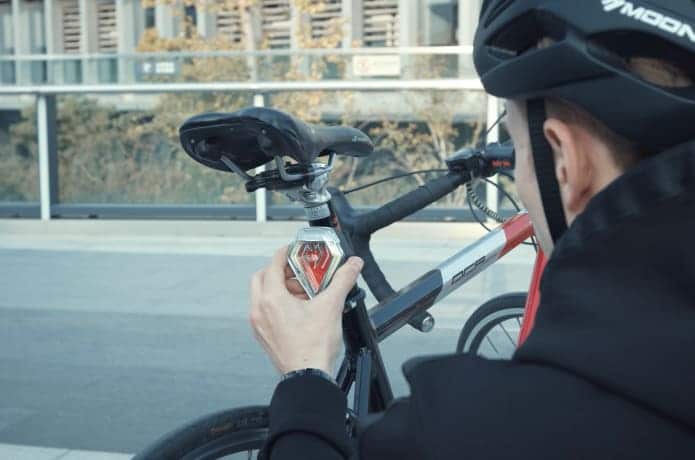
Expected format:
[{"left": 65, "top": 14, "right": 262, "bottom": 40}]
[{"left": 0, "top": 0, "right": 482, "bottom": 85}]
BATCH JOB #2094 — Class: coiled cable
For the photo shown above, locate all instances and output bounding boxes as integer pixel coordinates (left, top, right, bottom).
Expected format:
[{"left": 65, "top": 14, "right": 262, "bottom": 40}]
[{"left": 465, "top": 181, "right": 505, "bottom": 223}]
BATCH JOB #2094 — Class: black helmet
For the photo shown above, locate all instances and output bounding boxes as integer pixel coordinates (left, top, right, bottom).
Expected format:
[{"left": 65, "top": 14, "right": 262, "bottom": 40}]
[
  {"left": 475, "top": 0, "right": 695, "bottom": 149},
  {"left": 473, "top": 0, "right": 695, "bottom": 243}
]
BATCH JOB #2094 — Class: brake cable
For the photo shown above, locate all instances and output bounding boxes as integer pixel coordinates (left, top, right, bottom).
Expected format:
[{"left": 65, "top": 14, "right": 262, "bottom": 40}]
[
  {"left": 340, "top": 165, "right": 537, "bottom": 250},
  {"left": 466, "top": 177, "right": 538, "bottom": 250},
  {"left": 342, "top": 169, "right": 449, "bottom": 195},
  {"left": 339, "top": 108, "right": 537, "bottom": 249}
]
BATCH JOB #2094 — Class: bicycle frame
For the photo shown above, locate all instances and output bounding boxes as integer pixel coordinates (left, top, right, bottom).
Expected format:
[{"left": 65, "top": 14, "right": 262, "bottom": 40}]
[
  {"left": 133, "top": 108, "right": 546, "bottom": 458},
  {"left": 330, "top": 210, "right": 535, "bottom": 417},
  {"left": 184, "top": 105, "right": 535, "bottom": 418}
]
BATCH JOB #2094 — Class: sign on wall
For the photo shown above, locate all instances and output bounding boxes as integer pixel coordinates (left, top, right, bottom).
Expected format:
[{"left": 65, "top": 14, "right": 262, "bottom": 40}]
[{"left": 352, "top": 55, "right": 401, "bottom": 77}]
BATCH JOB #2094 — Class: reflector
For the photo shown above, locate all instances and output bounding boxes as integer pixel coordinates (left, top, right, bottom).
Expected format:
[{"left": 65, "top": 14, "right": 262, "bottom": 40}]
[{"left": 288, "top": 227, "right": 344, "bottom": 298}]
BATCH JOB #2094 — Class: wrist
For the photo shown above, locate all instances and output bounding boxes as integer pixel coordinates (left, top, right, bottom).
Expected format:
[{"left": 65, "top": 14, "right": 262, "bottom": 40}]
[
  {"left": 282, "top": 353, "right": 336, "bottom": 375},
  {"left": 281, "top": 368, "right": 337, "bottom": 386}
]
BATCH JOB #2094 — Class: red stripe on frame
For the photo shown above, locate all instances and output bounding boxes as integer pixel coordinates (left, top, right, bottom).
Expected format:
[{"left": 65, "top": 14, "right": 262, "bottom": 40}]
[
  {"left": 518, "top": 250, "right": 547, "bottom": 346},
  {"left": 500, "top": 213, "right": 534, "bottom": 257}
]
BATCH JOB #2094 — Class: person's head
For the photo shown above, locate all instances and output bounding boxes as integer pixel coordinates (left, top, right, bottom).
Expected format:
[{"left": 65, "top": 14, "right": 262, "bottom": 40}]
[
  {"left": 505, "top": 54, "right": 693, "bottom": 252},
  {"left": 474, "top": 0, "right": 695, "bottom": 253}
]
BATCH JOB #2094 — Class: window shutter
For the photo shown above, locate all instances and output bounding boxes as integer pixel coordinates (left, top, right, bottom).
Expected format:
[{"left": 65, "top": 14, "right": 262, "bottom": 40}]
[
  {"left": 363, "top": 0, "right": 399, "bottom": 47},
  {"left": 97, "top": 0, "right": 117, "bottom": 53},
  {"left": 309, "top": 0, "right": 341, "bottom": 40},
  {"left": 60, "top": 0, "right": 81, "bottom": 54},
  {"left": 215, "top": 1, "right": 243, "bottom": 44},
  {"left": 261, "top": 0, "right": 291, "bottom": 48}
]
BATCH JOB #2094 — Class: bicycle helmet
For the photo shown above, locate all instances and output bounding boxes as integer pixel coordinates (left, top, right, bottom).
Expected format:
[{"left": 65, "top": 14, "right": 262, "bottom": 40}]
[{"left": 474, "top": 0, "right": 695, "bottom": 243}]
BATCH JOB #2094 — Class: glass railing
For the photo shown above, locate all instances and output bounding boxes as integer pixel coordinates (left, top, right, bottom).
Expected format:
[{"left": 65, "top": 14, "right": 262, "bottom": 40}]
[
  {"left": 45, "top": 88, "right": 487, "bottom": 207},
  {"left": 50, "top": 93, "right": 252, "bottom": 205},
  {"left": 0, "top": 47, "right": 516, "bottom": 219},
  {"left": 0, "top": 47, "right": 477, "bottom": 86},
  {"left": 0, "top": 98, "right": 39, "bottom": 203}
]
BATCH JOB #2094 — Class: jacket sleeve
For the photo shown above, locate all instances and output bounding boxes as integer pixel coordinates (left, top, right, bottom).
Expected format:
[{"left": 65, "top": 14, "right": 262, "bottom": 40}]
[{"left": 262, "top": 374, "right": 421, "bottom": 460}]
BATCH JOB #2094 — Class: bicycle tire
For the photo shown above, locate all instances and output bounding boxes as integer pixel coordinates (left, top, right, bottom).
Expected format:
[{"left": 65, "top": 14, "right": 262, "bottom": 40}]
[
  {"left": 133, "top": 405, "right": 269, "bottom": 460},
  {"left": 456, "top": 292, "right": 526, "bottom": 357}
]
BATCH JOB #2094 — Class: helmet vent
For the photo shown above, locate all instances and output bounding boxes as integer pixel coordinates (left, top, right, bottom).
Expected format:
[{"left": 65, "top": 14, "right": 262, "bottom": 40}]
[
  {"left": 483, "top": 0, "right": 515, "bottom": 27},
  {"left": 487, "top": 11, "right": 547, "bottom": 58},
  {"left": 589, "top": 31, "right": 695, "bottom": 91}
]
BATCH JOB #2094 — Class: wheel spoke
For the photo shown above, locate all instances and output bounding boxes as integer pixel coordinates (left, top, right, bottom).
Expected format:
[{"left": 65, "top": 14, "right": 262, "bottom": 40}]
[
  {"left": 485, "top": 335, "right": 500, "bottom": 356},
  {"left": 499, "top": 321, "right": 516, "bottom": 347},
  {"left": 462, "top": 305, "right": 524, "bottom": 360}
]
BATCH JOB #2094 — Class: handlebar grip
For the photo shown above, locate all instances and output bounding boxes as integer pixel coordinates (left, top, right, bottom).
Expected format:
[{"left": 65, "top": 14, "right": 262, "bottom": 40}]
[
  {"left": 361, "top": 173, "right": 468, "bottom": 233},
  {"left": 483, "top": 141, "right": 514, "bottom": 174}
]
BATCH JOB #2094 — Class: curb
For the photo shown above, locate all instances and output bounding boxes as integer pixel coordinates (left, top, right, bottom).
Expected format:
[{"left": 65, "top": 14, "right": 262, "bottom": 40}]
[{"left": 0, "top": 219, "right": 490, "bottom": 241}]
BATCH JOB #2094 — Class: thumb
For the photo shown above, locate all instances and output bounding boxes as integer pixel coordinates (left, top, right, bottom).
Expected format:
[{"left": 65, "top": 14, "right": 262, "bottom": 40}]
[{"left": 320, "top": 257, "right": 363, "bottom": 303}]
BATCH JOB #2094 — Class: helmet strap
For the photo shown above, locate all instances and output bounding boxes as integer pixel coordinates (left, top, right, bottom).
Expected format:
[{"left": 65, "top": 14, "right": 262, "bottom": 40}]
[{"left": 527, "top": 98, "right": 568, "bottom": 244}]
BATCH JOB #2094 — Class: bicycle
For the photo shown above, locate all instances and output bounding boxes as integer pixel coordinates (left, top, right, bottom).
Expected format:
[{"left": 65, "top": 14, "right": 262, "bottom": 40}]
[{"left": 133, "top": 107, "right": 543, "bottom": 459}]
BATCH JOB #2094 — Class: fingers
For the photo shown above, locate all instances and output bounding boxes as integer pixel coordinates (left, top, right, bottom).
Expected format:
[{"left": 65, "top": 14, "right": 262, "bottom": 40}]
[
  {"left": 284, "top": 264, "right": 295, "bottom": 280},
  {"left": 284, "top": 252, "right": 310, "bottom": 298},
  {"left": 249, "top": 269, "right": 265, "bottom": 335},
  {"left": 287, "top": 278, "right": 309, "bottom": 299},
  {"left": 319, "top": 257, "right": 364, "bottom": 304},
  {"left": 249, "top": 269, "right": 264, "bottom": 312},
  {"left": 265, "top": 246, "right": 290, "bottom": 290}
]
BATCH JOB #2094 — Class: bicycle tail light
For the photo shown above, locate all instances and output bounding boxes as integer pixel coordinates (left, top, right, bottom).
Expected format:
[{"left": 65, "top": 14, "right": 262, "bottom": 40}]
[{"left": 288, "top": 227, "right": 345, "bottom": 298}]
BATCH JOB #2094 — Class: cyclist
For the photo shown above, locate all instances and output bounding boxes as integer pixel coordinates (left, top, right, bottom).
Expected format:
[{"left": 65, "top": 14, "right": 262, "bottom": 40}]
[{"left": 249, "top": 1, "right": 695, "bottom": 458}]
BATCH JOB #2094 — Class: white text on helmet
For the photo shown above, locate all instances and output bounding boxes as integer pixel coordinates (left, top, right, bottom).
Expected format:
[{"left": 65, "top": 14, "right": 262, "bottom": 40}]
[{"left": 601, "top": 0, "right": 695, "bottom": 44}]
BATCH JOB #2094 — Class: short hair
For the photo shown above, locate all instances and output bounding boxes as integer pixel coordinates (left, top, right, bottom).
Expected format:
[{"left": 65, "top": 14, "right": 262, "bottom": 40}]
[{"left": 536, "top": 38, "right": 693, "bottom": 170}]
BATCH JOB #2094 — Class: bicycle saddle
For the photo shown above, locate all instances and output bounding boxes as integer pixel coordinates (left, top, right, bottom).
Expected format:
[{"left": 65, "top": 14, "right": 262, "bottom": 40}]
[{"left": 179, "top": 107, "right": 374, "bottom": 173}]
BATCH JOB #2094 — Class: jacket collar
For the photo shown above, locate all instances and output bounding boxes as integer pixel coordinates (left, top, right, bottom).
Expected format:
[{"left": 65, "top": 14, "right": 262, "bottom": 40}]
[
  {"left": 517, "top": 140, "right": 695, "bottom": 430},
  {"left": 553, "top": 140, "right": 695, "bottom": 258}
]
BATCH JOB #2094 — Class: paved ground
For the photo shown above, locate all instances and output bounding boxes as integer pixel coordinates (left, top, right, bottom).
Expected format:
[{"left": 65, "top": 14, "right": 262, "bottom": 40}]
[
  {"left": 0, "top": 444, "right": 132, "bottom": 460},
  {"left": 0, "top": 220, "right": 534, "bottom": 455}
]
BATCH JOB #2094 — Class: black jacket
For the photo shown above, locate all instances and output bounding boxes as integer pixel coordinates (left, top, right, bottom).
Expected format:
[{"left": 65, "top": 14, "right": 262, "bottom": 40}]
[{"left": 263, "top": 141, "right": 695, "bottom": 459}]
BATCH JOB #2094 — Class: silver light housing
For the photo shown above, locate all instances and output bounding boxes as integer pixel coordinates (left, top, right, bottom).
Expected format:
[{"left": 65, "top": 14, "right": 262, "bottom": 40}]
[{"left": 287, "top": 227, "right": 345, "bottom": 298}]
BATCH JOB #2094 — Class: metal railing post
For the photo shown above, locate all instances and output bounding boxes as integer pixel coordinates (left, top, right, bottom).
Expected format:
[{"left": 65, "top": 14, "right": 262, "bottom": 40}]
[
  {"left": 253, "top": 93, "right": 267, "bottom": 223},
  {"left": 37, "top": 94, "right": 59, "bottom": 220},
  {"left": 485, "top": 94, "right": 501, "bottom": 222}
]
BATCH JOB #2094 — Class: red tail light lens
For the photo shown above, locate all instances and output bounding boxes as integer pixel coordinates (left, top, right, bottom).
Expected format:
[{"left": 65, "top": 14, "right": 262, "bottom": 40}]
[{"left": 288, "top": 228, "right": 344, "bottom": 298}]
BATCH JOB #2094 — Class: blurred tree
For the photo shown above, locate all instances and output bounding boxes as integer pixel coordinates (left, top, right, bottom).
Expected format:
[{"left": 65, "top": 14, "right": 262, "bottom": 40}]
[
  {"left": 137, "top": 0, "right": 353, "bottom": 204},
  {"left": 0, "top": 1, "right": 486, "bottom": 209},
  {"left": 0, "top": 114, "right": 38, "bottom": 201},
  {"left": 1, "top": 98, "right": 238, "bottom": 204}
]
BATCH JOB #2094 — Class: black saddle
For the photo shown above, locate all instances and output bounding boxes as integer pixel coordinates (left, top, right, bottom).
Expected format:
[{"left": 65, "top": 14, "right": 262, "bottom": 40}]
[{"left": 179, "top": 107, "right": 374, "bottom": 173}]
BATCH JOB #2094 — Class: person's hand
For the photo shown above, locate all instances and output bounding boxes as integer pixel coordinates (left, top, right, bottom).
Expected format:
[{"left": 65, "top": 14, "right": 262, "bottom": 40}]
[{"left": 249, "top": 246, "right": 364, "bottom": 375}]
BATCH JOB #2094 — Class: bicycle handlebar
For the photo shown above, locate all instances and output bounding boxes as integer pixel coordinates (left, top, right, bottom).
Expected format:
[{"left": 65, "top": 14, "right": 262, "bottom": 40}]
[
  {"left": 330, "top": 171, "right": 471, "bottom": 304},
  {"left": 361, "top": 172, "right": 471, "bottom": 234}
]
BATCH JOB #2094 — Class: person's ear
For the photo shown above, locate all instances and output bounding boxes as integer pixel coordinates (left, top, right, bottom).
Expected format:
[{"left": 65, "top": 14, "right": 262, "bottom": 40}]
[{"left": 543, "top": 119, "right": 593, "bottom": 216}]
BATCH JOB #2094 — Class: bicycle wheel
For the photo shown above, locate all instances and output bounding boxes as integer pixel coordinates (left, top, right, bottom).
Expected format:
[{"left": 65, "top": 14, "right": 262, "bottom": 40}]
[
  {"left": 133, "top": 406, "right": 269, "bottom": 460},
  {"left": 456, "top": 292, "right": 526, "bottom": 359}
]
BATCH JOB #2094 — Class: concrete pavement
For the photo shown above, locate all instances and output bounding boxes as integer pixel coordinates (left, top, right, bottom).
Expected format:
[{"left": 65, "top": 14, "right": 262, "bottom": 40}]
[
  {"left": 0, "top": 444, "right": 131, "bottom": 460},
  {"left": 0, "top": 220, "right": 535, "bottom": 455}
]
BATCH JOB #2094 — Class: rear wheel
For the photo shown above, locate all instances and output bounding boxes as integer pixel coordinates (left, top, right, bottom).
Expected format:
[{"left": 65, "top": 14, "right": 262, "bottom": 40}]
[
  {"left": 133, "top": 406, "right": 269, "bottom": 460},
  {"left": 135, "top": 295, "right": 527, "bottom": 459},
  {"left": 456, "top": 292, "right": 526, "bottom": 359}
]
